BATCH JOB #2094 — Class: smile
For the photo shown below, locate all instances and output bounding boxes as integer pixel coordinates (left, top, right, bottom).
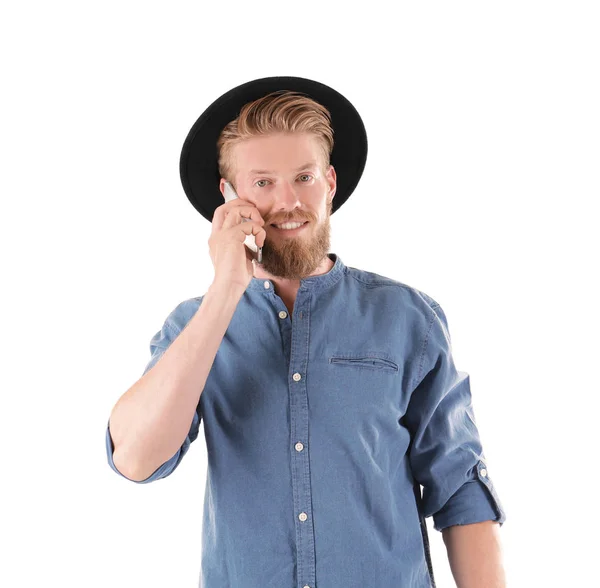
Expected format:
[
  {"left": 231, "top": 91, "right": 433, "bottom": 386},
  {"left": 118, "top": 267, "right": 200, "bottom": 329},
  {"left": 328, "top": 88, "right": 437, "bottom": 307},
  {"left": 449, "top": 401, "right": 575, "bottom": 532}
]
[{"left": 270, "top": 221, "right": 309, "bottom": 234}]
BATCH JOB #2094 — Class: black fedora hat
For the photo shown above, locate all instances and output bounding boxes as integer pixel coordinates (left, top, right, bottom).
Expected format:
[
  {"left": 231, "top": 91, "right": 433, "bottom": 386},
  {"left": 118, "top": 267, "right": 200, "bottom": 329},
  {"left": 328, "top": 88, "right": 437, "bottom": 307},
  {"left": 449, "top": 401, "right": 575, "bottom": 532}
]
[{"left": 179, "top": 75, "right": 368, "bottom": 223}]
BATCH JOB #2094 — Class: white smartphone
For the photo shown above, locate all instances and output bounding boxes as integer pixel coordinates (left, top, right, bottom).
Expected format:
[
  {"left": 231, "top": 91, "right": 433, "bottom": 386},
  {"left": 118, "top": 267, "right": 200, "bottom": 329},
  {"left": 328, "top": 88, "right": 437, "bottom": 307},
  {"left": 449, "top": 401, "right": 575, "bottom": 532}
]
[{"left": 223, "top": 181, "right": 262, "bottom": 263}]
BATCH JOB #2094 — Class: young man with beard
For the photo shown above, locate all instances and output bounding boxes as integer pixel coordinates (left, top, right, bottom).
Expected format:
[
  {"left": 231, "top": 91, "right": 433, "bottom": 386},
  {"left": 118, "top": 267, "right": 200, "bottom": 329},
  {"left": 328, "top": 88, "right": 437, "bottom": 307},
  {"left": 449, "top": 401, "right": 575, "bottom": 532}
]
[{"left": 106, "top": 76, "right": 507, "bottom": 588}]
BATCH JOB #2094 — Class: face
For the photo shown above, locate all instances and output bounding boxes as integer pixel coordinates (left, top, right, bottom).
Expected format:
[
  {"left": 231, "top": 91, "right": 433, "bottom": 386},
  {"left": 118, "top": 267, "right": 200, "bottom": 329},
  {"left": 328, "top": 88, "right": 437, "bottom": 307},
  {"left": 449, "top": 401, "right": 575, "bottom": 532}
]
[{"left": 221, "top": 132, "right": 337, "bottom": 280}]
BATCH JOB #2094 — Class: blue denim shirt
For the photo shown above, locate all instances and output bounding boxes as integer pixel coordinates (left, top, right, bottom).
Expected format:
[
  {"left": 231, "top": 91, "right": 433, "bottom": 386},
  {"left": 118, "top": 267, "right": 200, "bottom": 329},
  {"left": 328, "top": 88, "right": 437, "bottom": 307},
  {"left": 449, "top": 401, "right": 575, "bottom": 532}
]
[{"left": 106, "top": 252, "right": 506, "bottom": 588}]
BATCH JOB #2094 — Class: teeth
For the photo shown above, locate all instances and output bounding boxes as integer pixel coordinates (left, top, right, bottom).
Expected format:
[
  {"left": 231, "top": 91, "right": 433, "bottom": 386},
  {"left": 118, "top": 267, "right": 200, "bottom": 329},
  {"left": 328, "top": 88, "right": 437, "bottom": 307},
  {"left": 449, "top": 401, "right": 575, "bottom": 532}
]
[{"left": 274, "top": 222, "right": 305, "bottom": 230}]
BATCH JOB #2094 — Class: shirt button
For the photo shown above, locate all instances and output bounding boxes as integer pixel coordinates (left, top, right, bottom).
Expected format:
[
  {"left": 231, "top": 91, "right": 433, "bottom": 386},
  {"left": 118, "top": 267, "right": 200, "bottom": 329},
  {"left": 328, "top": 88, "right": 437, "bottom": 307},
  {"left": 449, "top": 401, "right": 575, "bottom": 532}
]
[
  {"left": 303, "top": 585, "right": 311, "bottom": 588},
  {"left": 264, "top": 281, "right": 270, "bottom": 289},
  {"left": 293, "top": 372, "right": 302, "bottom": 382},
  {"left": 298, "top": 512, "right": 308, "bottom": 522},
  {"left": 279, "top": 310, "right": 288, "bottom": 319},
  {"left": 480, "top": 468, "right": 487, "bottom": 477},
  {"left": 295, "top": 442, "right": 304, "bottom": 451}
]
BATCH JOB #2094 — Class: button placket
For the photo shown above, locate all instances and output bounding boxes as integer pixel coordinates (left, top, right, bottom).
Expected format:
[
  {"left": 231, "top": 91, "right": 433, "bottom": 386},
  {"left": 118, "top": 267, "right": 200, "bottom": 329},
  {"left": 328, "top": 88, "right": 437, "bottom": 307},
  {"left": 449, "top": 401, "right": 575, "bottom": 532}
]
[
  {"left": 293, "top": 371, "right": 306, "bottom": 522},
  {"left": 288, "top": 294, "right": 316, "bottom": 587}
]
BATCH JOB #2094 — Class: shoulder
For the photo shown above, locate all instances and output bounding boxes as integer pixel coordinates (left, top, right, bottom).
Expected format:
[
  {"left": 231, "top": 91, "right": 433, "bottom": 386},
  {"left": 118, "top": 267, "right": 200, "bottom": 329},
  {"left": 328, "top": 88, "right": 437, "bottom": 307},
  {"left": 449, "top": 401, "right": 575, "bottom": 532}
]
[
  {"left": 344, "top": 263, "right": 442, "bottom": 314},
  {"left": 161, "top": 295, "right": 205, "bottom": 335}
]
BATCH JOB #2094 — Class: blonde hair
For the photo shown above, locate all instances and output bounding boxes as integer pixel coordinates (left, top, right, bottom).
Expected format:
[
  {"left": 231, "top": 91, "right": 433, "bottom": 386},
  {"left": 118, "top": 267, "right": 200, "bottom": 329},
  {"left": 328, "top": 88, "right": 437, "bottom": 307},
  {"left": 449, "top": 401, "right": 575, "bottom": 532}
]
[{"left": 216, "top": 90, "right": 334, "bottom": 188}]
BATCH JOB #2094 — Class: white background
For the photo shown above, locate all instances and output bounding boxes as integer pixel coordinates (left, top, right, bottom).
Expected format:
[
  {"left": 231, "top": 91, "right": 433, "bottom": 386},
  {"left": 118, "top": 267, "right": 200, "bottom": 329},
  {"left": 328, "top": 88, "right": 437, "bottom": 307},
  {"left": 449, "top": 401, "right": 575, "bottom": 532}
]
[{"left": 2, "top": 1, "right": 598, "bottom": 586}]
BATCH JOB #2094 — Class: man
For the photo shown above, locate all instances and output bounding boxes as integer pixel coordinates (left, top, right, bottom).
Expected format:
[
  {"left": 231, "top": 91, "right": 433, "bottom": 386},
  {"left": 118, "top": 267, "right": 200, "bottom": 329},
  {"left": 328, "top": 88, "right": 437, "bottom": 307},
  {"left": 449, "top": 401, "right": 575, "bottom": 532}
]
[{"left": 106, "top": 76, "right": 507, "bottom": 588}]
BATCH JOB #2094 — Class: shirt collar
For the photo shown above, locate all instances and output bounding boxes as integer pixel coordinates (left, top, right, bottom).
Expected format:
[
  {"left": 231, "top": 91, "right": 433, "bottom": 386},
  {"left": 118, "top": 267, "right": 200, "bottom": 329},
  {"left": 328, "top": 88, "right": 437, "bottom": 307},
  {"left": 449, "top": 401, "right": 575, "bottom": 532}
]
[{"left": 247, "top": 252, "right": 347, "bottom": 294}]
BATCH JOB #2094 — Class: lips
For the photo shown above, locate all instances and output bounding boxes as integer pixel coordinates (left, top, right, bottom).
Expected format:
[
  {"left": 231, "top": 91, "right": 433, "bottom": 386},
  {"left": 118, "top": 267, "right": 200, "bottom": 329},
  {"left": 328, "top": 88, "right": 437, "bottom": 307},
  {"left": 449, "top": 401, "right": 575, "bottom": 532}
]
[
  {"left": 270, "top": 221, "right": 308, "bottom": 227},
  {"left": 270, "top": 221, "right": 309, "bottom": 234}
]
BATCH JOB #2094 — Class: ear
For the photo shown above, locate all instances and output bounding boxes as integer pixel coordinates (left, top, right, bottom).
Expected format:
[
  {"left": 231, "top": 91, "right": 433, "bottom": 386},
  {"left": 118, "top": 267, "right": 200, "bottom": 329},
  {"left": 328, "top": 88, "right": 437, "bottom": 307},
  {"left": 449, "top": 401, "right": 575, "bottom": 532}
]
[
  {"left": 326, "top": 165, "right": 337, "bottom": 204},
  {"left": 219, "top": 178, "right": 227, "bottom": 200}
]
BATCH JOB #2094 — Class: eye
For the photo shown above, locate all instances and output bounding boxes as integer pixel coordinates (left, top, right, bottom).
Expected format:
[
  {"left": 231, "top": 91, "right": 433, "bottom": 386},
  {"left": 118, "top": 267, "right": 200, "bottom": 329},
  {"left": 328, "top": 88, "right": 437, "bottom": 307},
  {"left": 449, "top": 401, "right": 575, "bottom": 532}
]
[
  {"left": 255, "top": 179, "right": 269, "bottom": 188},
  {"left": 299, "top": 174, "right": 313, "bottom": 182}
]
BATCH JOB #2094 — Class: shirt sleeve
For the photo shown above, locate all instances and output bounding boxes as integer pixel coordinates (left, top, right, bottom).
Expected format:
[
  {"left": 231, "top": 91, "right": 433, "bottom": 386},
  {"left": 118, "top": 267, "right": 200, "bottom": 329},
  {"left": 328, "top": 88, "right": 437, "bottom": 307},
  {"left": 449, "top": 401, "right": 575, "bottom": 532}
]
[
  {"left": 404, "top": 299, "right": 507, "bottom": 531},
  {"left": 105, "top": 306, "right": 202, "bottom": 484}
]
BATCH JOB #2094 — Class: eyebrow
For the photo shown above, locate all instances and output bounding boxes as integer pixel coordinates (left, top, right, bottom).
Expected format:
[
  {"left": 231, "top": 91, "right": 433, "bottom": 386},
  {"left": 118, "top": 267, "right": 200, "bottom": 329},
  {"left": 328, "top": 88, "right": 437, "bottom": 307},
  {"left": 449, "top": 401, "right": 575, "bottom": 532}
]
[{"left": 247, "top": 162, "right": 318, "bottom": 176}]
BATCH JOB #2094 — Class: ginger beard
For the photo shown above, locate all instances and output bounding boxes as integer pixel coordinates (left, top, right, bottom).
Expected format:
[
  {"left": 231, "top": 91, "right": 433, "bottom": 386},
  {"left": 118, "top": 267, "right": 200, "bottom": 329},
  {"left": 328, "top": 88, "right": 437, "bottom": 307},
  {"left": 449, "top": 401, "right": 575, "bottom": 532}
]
[{"left": 257, "top": 198, "right": 333, "bottom": 280}]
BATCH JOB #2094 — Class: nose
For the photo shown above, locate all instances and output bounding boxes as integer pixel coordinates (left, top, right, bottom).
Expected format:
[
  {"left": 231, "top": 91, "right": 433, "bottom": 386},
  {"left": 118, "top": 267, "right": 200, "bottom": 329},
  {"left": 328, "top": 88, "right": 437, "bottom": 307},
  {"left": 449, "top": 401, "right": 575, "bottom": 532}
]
[{"left": 272, "top": 181, "right": 302, "bottom": 211}]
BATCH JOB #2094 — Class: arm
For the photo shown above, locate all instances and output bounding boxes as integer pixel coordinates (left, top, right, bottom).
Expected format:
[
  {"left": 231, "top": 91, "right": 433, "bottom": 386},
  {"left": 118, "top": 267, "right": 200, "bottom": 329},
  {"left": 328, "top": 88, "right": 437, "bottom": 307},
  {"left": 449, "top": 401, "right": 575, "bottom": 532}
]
[
  {"left": 442, "top": 521, "right": 506, "bottom": 588},
  {"left": 404, "top": 299, "right": 507, "bottom": 531},
  {"left": 109, "top": 280, "right": 245, "bottom": 481}
]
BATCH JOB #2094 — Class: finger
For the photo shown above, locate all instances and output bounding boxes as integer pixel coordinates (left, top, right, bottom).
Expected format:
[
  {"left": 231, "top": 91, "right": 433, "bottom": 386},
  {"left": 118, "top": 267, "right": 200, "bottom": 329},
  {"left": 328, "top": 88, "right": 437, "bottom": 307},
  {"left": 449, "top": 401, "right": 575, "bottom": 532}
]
[
  {"left": 230, "top": 221, "right": 267, "bottom": 247},
  {"left": 212, "top": 199, "right": 262, "bottom": 232},
  {"left": 221, "top": 205, "right": 266, "bottom": 231}
]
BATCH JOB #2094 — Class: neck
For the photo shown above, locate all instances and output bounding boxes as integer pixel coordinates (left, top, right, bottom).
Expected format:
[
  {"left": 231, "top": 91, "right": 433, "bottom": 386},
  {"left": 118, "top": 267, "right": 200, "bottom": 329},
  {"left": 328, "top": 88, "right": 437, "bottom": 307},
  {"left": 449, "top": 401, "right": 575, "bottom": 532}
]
[{"left": 253, "top": 254, "right": 334, "bottom": 292}]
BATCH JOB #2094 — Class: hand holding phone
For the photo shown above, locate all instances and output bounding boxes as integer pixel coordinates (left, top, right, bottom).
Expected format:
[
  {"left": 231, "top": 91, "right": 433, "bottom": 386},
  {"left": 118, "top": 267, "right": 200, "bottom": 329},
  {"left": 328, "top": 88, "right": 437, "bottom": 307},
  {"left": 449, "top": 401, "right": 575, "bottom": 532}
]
[
  {"left": 208, "top": 183, "right": 266, "bottom": 292},
  {"left": 223, "top": 181, "right": 263, "bottom": 263}
]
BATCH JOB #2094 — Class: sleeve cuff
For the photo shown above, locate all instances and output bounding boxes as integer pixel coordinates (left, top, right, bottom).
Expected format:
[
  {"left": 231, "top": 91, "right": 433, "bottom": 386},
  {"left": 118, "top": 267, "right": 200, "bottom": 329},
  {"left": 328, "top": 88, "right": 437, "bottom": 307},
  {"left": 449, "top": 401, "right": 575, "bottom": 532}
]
[
  {"left": 105, "top": 419, "right": 183, "bottom": 484},
  {"left": 433, "top": 462, "right": 507, "bottom": 531}
]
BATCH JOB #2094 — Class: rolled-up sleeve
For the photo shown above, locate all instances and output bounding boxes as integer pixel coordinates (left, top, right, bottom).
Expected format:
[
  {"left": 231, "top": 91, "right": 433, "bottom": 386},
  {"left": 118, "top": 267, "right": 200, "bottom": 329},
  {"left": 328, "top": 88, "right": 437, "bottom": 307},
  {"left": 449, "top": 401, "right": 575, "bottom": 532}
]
[
  {"left": 404, "top": 299, "right": 507, "bottom": 531},
  {"left": 105, "top": 303, "right": 202, "bottom": 483}
]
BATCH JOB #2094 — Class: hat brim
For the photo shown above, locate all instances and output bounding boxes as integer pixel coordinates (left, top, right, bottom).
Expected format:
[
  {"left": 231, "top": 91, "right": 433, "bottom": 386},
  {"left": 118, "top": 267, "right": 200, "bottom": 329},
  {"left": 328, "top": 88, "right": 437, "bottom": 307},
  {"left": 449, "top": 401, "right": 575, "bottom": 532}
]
[{"left": 179, "top": 75, "right": 368, "bottom": 222}]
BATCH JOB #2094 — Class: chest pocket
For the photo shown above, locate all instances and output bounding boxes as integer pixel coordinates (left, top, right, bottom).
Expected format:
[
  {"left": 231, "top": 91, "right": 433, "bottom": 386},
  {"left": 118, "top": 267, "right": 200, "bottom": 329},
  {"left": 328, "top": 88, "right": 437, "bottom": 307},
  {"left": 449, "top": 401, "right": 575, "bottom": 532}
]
[{"left": 329, "top": 353, "right": 399, "bottom": 374}]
